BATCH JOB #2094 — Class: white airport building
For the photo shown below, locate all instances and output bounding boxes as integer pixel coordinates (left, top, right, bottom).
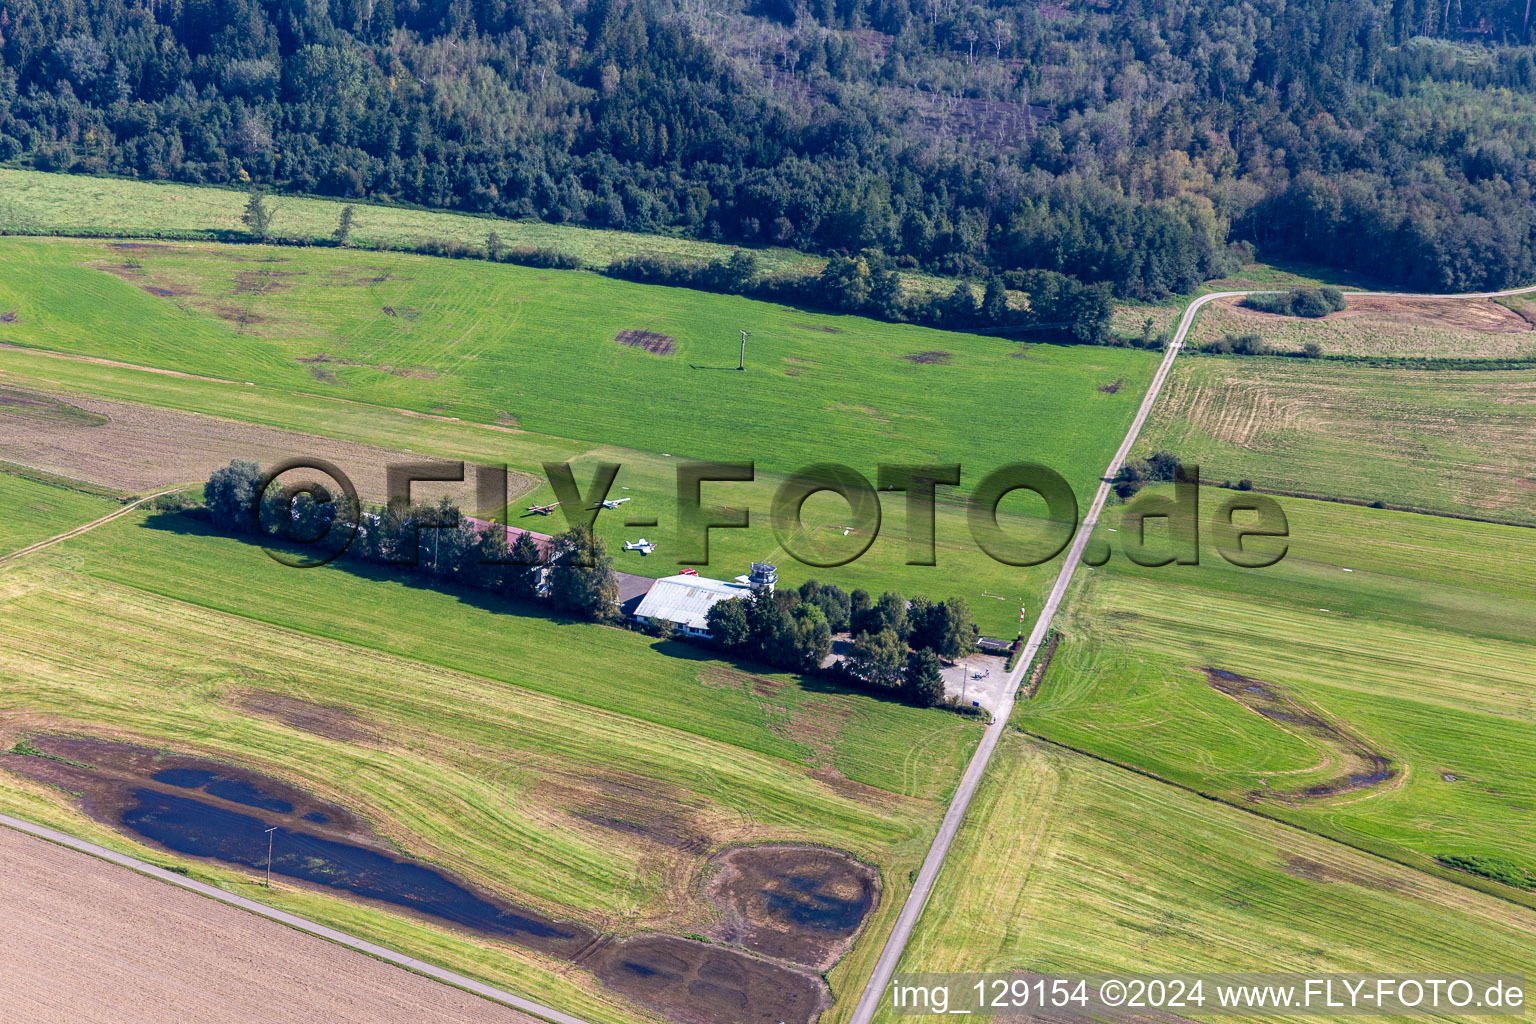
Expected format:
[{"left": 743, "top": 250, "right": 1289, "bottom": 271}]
[{"left": 630, "top": 563, "right": 777, "bottom": 638}]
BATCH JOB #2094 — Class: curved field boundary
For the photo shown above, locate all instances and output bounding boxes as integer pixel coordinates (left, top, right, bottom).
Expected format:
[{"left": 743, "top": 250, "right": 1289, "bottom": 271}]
[
  {"left": 0, "top": 811, "right": 593, "bottom": 1024},
  {"left": 846, "top": 281, "right": 1536, "bottom": 1024}
]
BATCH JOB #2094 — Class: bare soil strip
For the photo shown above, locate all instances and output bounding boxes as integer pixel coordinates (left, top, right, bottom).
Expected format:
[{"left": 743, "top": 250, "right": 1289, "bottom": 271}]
[{"left": 0, "top": 384, "right": 530, "bottom": 502}]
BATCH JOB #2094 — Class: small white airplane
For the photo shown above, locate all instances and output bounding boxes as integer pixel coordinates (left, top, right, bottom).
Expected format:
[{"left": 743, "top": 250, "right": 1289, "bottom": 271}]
[
  {"left": 623, "top": 538, "right": 656, "bottom": 555},
  {"left": 592, "top": 497, "right": 632, "bottom": 509},
  {"left": 525, "top": 501, "right": 561, "bottom": 515}
]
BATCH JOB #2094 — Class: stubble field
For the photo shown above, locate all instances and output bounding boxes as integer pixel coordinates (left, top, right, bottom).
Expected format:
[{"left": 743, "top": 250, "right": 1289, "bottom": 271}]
[{"left": 1135, "top": 357, "right": 1536, "bottom": 524}]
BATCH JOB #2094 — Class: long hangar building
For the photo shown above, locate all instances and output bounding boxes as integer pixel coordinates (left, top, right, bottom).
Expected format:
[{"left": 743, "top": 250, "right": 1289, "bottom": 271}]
[{"left": 629, "top": 563, "right": 778, "bottom": 638}]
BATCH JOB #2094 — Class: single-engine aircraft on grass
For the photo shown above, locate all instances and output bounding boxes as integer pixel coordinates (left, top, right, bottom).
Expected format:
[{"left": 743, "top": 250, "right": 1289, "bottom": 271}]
[
  {"left": 592, "top": 497, "right": 633, "bottom": 509},
  {"left": 623, "top": 538, "right": 656, "bottom": 554},
  {"left": 525, "top": 501, "right": 561, "bottom": 515}
]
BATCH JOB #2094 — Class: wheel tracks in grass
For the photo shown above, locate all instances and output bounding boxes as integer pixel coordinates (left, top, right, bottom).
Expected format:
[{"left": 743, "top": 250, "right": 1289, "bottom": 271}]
[
  {"left": 848, "top": 281, "right": 1536, "bottom": 1024},
  {"left": 0, "top": 489, "right": 179, "bottom": 567}
]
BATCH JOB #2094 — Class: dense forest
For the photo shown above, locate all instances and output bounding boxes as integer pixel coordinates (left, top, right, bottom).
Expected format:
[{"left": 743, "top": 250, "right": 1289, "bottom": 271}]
[{"left": 5, "top": 0, "right": 1536, "bottom": 296}]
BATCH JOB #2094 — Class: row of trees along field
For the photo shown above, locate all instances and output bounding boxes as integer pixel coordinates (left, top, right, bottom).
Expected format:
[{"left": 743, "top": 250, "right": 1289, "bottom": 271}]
[
  {"left": 204, "top": 459, "right": 619, "bottom": 621},
  {"left": 705, "top": 582, "right": 978, "bottom": 708},
  {"left": 8, "top": 0, "right": 1536, "bottom": 296},
  {"left": 202, "top": 461, "right": 980, "bottom": 708}
]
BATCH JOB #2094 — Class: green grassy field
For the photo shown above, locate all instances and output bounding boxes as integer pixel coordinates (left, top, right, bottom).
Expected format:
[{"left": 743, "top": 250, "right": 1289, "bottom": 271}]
[
  {"left": 877, "top": 733, "right": 1536, "bottom": 1024},
  {"left": 1016, "top": 487, "right": 1536, "bottom": 905},
  {"left": 0, "top": 349, "right": 1058, "bottom": 635},
  {"left": 0, "top": 168, "right": 819, "bottom": 276},
  {"left": 0, "top": 469, "right": 120, "bottom": 556},
  {"left": 0, "top": 509, "right": 984, "bottom": 1020},
  {"left": 0, "top": 236, "right": 1155, "bottom": 632},
  {"left": 1134, "top": 356, "right": 1536, "bottom": 525},
  {"left": 8, "top": 179, "right": 1533, "bottom": 1024},
  {"left": 0, "top": 168, "right": 969, "bottom": 297}
]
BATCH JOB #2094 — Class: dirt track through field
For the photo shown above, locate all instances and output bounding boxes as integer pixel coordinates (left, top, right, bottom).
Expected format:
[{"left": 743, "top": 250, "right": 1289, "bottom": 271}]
[
  {"left": 0, "top": 824, "right": 546, "bottom": 1024},
  {"left": 0, "top": 384, "right": 527, "bottom": 502},
  {"left": 0, "top": 489, "right": 174, "bottom": 568}
]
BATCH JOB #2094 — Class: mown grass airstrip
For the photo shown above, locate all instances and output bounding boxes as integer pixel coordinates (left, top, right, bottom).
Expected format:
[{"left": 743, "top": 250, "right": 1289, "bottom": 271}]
[
  {"left": 0, "top": 238, "right": 1149, "bottom": 479},
  {"left": 0, "top": 236, "right": 1156, "bottom": 633}
]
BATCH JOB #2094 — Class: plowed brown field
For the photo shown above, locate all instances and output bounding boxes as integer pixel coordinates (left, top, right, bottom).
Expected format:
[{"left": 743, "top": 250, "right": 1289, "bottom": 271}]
[{"left": 0, "top": 826, "right": 539, "bottom": 1024}]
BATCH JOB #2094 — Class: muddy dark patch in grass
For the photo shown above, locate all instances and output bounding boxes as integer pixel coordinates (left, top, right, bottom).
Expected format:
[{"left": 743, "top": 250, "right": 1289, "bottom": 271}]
[
  {"left": 901, "top": 350, "right": 952, "bottom": 364},
  {"left": 0, "top": 387, "right": 109, "bottom": 427},
  {"left": 1200, "top": 668, "right": 1396, "bottom": 801},
  {"left": 1098, "top": 379, "right": 1124, "bottom": 393},
  {"left": 0, "top": 309, "right": 17, "bottom": 323},
  {"left": 1, "top": 735, "right": 828, "bottom": 1024},
  {"left": 546, "top": 769, "right": 709, "bottom": 853},
  {"left": 1281, "top": 854, "right": 1402, "bottom": 891},
  {"left": 588, "top": 933, "right": 828, "bottom": 1024},
  {"left": 214, "top": 305, "right": 268, "bottom": 330},
  {"left": 298, "top": 354, "right": 435, "bottom": 380},
  {"left": 107, "top": 242, "right": 171, "bottom": 251},
  {"left": 233, "top": 270, "right": 302, "bottom": 295},
  {"left": 575, "top": 807, "right": 703, "bottom": 850},
  {"left": 234, "top": 692, "right": 374, "bottom": 743},
  {"left": 144, "top": 285, "right": 175, "bottom": 297},
  {"left": 616, "top": 329, "right": 677, "bottom": 356},
  {"left": 381, "top": 305, "right": 421, "bottom": 320},
  {"left": 705, "top": 845, "right": 879, "bottom": 970},
  {"left": 697, "top": 666, "right": 784, "bottom": 697},
  {"left": 793, "top": 323, "right": 843, "bottom": 334}
]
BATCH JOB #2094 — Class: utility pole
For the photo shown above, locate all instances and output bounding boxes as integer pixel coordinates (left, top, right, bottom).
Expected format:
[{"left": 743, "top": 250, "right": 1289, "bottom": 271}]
[
  {"left": 265, "top": 826, "right": 278, "bottom": 888},
  {"left": 738, "top": 329, "right": 748, "bottom": 370}
]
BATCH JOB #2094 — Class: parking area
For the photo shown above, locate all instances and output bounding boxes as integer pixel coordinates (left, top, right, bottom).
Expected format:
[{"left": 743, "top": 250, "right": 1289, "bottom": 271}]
[{"left": 940, "top": 653, "right": 1009, "bottom": 715}]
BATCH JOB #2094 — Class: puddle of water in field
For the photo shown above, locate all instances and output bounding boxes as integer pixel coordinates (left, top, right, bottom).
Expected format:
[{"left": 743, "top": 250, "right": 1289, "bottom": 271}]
[
  {"left": 123, "top": 788, "right": 582, "bottom": 946},
  {"left": 705, "top": 844, "right": 879, "bottom": 970},
  {"left": 0, "top": 735, "right": 837, "bottom": 1024}
]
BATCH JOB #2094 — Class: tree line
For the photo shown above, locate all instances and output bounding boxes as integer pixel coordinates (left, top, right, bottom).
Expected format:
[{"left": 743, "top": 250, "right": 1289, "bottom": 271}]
[
  {"left": 606, "top": 248, "right": 1118, "bottom": 344},
  {"left": 9, "top": 0, "right": 1536, "bottom": 300},
  {"left": 205, "top": 459, "right": 618, "bottom": 619},
  {"left": 201, "top": 459, "right": 986, "bottom": 710},
  {"left": 704, "top": 582, "right": 979, "bottom": 708}
]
